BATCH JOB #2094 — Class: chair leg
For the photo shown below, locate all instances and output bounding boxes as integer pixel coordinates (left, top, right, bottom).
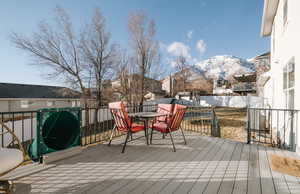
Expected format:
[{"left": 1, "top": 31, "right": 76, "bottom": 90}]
[
  {"left": 122, "top": 132, "right": 130, "bottom": 153},
  {"left": 169, "top": 131, "right": 176, "bottom": 152},
  {"left": 108, "top": 126, "right": 116, "bottom": 146},
  {"left": 180, "top": 126, "right": 187, "bottom": 145},
  {"left": 130, "top": 133, "right": 133, "bottom": 141},
  {"left": 150, "top": 128, "right": 154, "bottom": 144},
  {"left": 162, "top": 133, "right": 165, "bottom": 139}
]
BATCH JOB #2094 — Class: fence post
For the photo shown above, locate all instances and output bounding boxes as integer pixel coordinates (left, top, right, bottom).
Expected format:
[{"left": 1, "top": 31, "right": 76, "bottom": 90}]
[{"left": 211, "top": 107, "right": 220, "bottom": 137}]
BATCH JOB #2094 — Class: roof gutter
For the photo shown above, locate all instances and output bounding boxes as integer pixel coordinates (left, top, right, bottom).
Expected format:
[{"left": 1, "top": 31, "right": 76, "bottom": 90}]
[{"left": 261, "top": 0, "right": 279, "bottom": 37}]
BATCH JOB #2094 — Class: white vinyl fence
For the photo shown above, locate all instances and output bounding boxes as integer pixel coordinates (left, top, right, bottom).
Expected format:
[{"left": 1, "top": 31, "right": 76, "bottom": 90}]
[{"left": 196, "top": 96, "right": 265, "bottom": 108}]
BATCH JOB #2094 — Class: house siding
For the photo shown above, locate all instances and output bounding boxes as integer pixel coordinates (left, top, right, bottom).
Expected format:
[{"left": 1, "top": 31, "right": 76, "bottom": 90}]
[
  {"left": 264, "top": 0, "right": 300, "bottom": 151},
  {"left": 0, "top": 98, "right": 81, "bottom": 112}
]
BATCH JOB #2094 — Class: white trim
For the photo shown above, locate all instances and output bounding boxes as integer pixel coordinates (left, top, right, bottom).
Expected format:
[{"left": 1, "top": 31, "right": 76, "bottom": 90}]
[{"left": 261, "top": 0, "right": 279, "bottom": 36}]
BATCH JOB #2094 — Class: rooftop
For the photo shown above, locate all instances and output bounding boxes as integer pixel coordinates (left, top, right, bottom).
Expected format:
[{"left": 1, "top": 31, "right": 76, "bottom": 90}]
[
  {"left": 0, "top": 83, "right": 81, "bottom": 99},
  {"left": 15, "top": 131, "right": 300, "bottom": 194}
]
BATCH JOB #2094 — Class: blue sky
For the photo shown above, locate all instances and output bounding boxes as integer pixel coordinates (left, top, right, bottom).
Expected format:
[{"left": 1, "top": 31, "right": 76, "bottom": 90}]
[{"left": 0, "top": 0, "right": 269, "bottom": 86}]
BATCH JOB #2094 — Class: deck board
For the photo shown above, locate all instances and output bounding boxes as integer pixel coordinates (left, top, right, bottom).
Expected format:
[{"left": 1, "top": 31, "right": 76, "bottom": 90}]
[
  {"left": 232, "top": 143, "right": 250, "bottom": 194},
  {"left": 189, "top": 139, "right": 228, "bottom": 194},
  {"left": 218, "top": 142, "right": 243, "bottom": 194},
  {"left": 247, "top": 144, "right": 262, "bottom": 194},
  {"left": 13, "top": 131, "right": 300, "bottom": 194},
  {"left": 258, "top": 145, "right": 276, "bottom": 194},
  {"left": 203, "top": 141, "right": 237, "bottom": 194}
]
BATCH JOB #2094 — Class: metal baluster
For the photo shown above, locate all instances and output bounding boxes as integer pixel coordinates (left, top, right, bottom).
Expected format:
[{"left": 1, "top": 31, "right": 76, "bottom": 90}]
[
  {"left": 277, "top": 111, "right": 279, "bottom": 148},
  {"left": 1, "top": 113, "right": 3, "bottom": 147},
  {"left": 21, "top": 113, "right": 24, "bottom": 147},
  {"left": 30, "top": 112, "right": 33, "bottom": 144},
  {"left": 284, "top": 110, "right": 286, "bottom": 148}
]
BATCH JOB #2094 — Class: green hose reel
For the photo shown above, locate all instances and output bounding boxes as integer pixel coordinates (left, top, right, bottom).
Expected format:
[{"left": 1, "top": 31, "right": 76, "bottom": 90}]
[{"left": 29, "top": 107, "right": 81, "bottom": 161}]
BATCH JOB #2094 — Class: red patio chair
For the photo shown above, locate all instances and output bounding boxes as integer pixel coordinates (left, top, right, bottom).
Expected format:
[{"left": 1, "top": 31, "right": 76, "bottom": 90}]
[
  {"left": 108, "top": 101, "right": 145, "bottom": 153},
  {"left": 156, "top": 104, "right": 174, "bottom": 123},
  {"left": 154, "top": 104, "right": 174, "bottom": 139},
  {"left": 150, "top": 104, "right": 187, "bottom": 152}
]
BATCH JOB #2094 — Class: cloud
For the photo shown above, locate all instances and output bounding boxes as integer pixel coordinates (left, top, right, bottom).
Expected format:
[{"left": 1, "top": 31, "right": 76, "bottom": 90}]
[
  {"left": 187, "top": 30, "right": 193, "bottom": 40},
  {"left": 167, "top": 42, "right": 191, "bottom": 59},
  {"left": 196, "top": 40, "right": 206, "bottom": 55}
]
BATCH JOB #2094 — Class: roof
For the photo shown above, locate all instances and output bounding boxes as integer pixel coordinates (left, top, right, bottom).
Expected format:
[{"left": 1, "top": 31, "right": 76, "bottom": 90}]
[
  {"left": 233, "top": 83, "right": 256, "bottom": 93},
  {"left": 261, "top": 0, "right": 279, "bottom": 36},
  {"left": 233, "top": 73, "right": 257, "bottom": 82},
  {"left": 0, "top": 83, "right": 81, "bottom": 99},
  {"left": 254, "top": 52, "right": 271, "bottom": 60}
]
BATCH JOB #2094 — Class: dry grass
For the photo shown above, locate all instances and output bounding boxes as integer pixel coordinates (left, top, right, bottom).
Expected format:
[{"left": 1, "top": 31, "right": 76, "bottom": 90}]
[{"left": 215, "top": 107, "right": 247, "bottom": 143}]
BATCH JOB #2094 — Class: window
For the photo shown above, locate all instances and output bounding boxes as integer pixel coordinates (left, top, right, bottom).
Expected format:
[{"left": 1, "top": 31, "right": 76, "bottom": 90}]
[
  {"left": 283, "top": 57, "right": 295, "bottom": 109},
  {"left": 72, "top": 101, "right": 76, "bottom": 107},
  {"left": 283, "top": 0, "right": 288, "bottom": 25},
  {"left": 20, "top": 100, "right": 29, "bottom": 108}
]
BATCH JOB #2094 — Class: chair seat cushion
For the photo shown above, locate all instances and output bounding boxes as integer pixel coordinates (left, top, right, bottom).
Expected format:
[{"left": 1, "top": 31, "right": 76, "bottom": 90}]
[
  {"left": 131, "top": 123, "right": 145, "bottom": 132},
  {"left": 0, "top": 148, "right": 23, "bottom": 175},
  {"left": 151, "top": 122, "right": 176, "bottom": 133}
]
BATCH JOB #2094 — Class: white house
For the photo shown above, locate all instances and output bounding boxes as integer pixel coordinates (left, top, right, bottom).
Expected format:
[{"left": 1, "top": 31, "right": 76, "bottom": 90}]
[
  {"left": 261, "top": 0, "right": 300, "bottom": 110},
  {"left": 261, "top": 0, "right": 300, "bottom": 150}
]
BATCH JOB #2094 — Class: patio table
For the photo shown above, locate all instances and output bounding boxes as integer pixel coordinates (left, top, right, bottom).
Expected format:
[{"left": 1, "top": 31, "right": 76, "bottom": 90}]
[{"left": 129, "top": 112, "right": 169, "bottom": 145}]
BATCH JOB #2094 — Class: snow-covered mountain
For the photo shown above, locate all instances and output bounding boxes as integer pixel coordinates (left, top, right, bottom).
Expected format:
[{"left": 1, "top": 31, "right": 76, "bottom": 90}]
[{"left": 195, "top": 55, "right": 256, "bottom": 80}]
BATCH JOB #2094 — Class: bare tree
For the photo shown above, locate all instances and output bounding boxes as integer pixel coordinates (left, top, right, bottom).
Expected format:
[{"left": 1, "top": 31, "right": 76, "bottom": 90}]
[
  {"left": 10, "top": 6, "right": 88, "bottom": 103},
  {"left": 80, "top": 8, "right": 117, "bottom": 108},
  {"left": 128, "top": 12, "right": 160, "bottom": 106},
  {"left": 10, "top": 7, "right": 118, "bottom": 110},
  {"left": 174, "top": 54, "right": 191, "bottom": 92},
  {"left": 114, "top": 50, "right": 133, "bottom": 103}
]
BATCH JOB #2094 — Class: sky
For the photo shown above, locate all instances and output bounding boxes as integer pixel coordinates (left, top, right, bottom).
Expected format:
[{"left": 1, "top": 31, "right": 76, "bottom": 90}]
[{"left": 0, "top": 0, "right": 269, "bottom": 86}]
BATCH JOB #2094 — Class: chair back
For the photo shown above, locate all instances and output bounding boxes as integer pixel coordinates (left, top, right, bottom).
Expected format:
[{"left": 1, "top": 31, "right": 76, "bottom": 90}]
[
  {"left": 156, "top": 104, "right": 173, "bottom": 122},
  {"left": 169, "top": 104, "right": 187, "bottom": 131},
  {"left": 109, "top": 102, "right": 131, "bottom": 132}
]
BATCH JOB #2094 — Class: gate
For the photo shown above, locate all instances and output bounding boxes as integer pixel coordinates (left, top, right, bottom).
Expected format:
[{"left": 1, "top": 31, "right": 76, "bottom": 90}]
[{"left": 247, "top": 108, "right": 299, "bottom": 151}]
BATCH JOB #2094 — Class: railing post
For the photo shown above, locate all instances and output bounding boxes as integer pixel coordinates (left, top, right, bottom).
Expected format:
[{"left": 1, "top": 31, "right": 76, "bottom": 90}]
[
  {"left": 290, "top": 110, "right": 295, "bottom": 151},
  {"left": 247, "top": 108, "right": 251, "bottom": 144}
]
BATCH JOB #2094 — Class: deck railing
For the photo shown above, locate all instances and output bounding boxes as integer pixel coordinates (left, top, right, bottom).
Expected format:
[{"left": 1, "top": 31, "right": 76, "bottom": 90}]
[
  {"left": 247, "top": 107, "right": 299, "bottom": 151},
  {"left": 0, "top": 104, "right": 219, "bottom": 159}
]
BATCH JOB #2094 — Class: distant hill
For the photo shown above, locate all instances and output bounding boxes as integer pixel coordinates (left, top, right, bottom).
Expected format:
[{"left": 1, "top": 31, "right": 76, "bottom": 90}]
[
  {"left": 166, "top": 55, "right": 258, "bottom": 94},
  {"left": 195, "top": 55, "right": 256, "bottom": 81}
]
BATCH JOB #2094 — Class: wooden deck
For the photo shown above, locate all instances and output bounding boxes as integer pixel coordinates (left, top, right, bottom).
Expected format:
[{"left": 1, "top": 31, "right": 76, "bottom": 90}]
[{"left": 15, "top": 131, "right": 300, "bottom": 194}]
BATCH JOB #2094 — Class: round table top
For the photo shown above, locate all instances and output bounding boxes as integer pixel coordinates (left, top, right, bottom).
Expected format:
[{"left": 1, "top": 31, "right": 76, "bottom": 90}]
[{"left": 129, "top": 112, "right": 169, "bottom": 118}]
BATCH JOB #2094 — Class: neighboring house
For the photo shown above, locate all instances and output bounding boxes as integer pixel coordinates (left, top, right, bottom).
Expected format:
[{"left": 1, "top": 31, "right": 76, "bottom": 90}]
[
  {"left": 0, "top": 83, "right": 81, "bottom": 112},
  {"left": 252, "top": 52, "right": 271, "bottom": 98},
  {"left": 232, "top": 73, "right": 257, "bottom": 96},
  {"left": 213, "top": 79, "right": 232, "bottom": 95},
  {"left": 161, "top": 76, "right": 175, "bottom": 97},
  {"left": 111, "top": 74, "right": 165, "bottom": 103},
  {"left": 261, "top": 0, "right": 299, "bottom": 110},
  {"left": 144, "top": 91, "right": 165, "bottom": 101},
  {"left": 161, "top": 68, "right": 213, "bottom": 97}
]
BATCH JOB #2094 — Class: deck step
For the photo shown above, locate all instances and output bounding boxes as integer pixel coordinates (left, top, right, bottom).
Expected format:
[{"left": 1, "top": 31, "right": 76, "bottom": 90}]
[
  {"left": 42, "top": 146, "right": 83, "bottom": 164},
  {"left": 0, "top": 163, "right": 55, "bottom": 181}
]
